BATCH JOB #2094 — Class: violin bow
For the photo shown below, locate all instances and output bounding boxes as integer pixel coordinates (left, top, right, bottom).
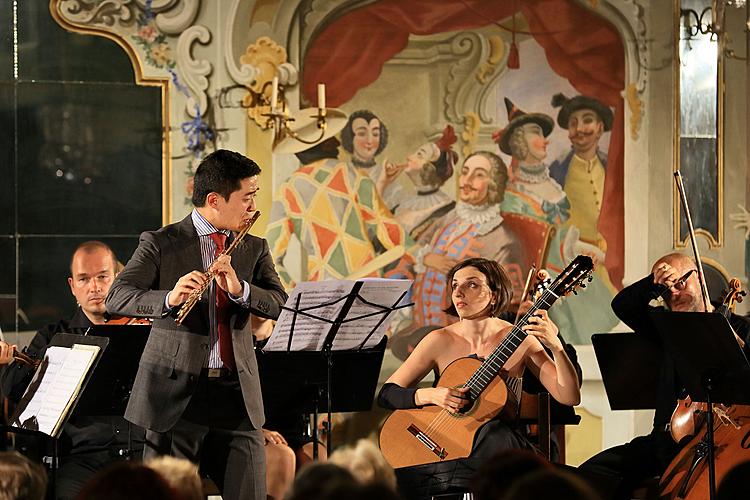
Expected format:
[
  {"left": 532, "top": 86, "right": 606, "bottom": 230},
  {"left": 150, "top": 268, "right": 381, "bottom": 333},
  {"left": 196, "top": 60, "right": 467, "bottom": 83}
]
[{"left": 674, "top": 171, "right": 712, "bottom": 312}]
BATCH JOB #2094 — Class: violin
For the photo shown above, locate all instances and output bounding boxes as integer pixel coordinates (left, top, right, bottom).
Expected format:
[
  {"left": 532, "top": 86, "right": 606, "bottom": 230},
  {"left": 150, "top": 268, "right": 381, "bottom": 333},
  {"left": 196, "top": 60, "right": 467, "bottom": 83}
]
[
  {"left": 103, "top": 315, "right": 151, "bottom": 326},
  {"left": 669, "top": 278, "right": 746, "bottom": 444},
  {"left": 12, "top": 347, "right": 40, "bottom": 369}
]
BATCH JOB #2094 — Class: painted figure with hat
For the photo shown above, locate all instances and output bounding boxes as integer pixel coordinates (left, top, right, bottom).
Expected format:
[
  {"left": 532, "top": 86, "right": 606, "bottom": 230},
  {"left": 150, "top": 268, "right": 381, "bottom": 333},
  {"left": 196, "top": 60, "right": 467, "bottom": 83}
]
[
  {"left": 389, "top": 125, "right": 459, "bottom": 242},
  {"left": 549, "top": 93, "right": 613, "bottom": 262},
  {"left": 496, "top": 97, "right": 618, "bottom": 342},
  {"left": 265, "top": 108, "right": 409, "bottom": 290},
  {"left": 497, "top": 97, "right": 569, "bottom": 227}
]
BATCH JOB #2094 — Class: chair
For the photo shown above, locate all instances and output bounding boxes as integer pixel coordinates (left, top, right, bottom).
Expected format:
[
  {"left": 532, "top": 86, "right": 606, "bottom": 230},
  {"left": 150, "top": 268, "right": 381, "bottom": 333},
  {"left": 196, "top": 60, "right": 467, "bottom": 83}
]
[{"left": 500, "top": 212, "right": 556, "bottom": 304}]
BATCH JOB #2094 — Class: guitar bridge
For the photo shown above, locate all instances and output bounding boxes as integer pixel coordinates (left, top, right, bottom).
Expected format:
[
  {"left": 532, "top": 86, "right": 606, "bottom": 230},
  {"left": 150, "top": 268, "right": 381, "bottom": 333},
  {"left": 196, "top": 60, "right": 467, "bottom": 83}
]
[{"left": 407, "top": 424, "right": 448, "bottom": 460}]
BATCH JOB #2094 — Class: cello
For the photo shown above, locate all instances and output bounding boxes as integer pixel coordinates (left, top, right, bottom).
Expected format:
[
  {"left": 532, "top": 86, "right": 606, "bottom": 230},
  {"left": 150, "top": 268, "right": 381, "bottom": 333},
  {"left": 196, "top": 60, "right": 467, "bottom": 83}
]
[{"left": 659, "top": 173, "right": 750, "bottom": 499}]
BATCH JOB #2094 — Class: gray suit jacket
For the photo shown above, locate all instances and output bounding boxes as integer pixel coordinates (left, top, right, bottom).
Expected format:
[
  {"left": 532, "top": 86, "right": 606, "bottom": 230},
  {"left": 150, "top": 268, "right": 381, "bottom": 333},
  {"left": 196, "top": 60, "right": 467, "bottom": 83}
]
[{"left": 105, "top": 215, "right": 287, "bottom": 432}]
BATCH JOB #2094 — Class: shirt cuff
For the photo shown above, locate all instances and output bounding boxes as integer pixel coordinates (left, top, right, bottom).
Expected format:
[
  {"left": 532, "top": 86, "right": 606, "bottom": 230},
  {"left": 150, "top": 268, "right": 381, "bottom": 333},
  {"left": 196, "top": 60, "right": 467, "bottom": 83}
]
[
  {"left": 163, "top": 292, "right": 174, "bottom": 316},
  {"left": 229, "top": 280, "right": 251, "bottom": 306}
]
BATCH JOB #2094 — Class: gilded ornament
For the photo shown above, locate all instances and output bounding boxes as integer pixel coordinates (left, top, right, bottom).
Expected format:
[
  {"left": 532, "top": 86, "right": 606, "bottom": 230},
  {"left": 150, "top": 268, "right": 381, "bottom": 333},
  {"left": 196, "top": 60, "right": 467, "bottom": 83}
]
[
  {"left": 240, "top": 37, "right": 288, "bottom": 127},
  {"left": 625, "top": 83, "right": 642, "bottom": 140},
  {"left": 461, "top": 112, "right": 481, "bottom": 158},
  {"left": 475, "top": 35, "right": 505, "bottom": 85}
]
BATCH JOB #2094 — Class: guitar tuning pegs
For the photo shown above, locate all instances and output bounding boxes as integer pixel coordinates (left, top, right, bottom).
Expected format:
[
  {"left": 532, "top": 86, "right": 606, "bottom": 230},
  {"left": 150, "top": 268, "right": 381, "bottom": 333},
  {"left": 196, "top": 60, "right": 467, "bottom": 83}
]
[
  {"left": 580, "top": 283, "right": 587, "bottom": 289},
  {"left": 587, "top": 274, "right": 593, "bottom": 282}
]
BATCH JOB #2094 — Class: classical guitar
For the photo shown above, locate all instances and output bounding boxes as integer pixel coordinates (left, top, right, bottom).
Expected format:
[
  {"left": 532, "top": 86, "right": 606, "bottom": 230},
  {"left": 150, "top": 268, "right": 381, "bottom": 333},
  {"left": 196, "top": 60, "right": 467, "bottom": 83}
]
[{"left": 379, "top": 256, "right": 593, "bottom": 468}]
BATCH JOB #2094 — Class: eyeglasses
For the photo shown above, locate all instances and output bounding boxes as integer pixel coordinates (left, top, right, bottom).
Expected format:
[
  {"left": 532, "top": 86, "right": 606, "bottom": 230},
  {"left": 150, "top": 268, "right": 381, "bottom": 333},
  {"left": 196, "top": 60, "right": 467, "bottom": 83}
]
[{"left": 672, "top": 269, "right": 697, "bottom": 291}]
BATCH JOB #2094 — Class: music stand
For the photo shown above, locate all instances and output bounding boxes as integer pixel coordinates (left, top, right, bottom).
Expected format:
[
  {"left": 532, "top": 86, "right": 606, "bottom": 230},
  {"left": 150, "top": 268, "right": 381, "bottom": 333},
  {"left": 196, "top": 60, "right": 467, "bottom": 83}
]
[
  {"left": 591, "top": 332, "right": 660, "bottom": 410},
  {"left": 262, "top": 280, "right": 412, "bottom": 457},
  {"left": 74, "top": 325, "right": 150, "bottom": 418},
  {"left": 3, "top": 333, "right": 108, "bottom": 497},
  {"left": 258, "top": 336, "right": 387, "bottom": 456},
  {"left": 650, "top": 311, "right": 750, "bottom": 500}
]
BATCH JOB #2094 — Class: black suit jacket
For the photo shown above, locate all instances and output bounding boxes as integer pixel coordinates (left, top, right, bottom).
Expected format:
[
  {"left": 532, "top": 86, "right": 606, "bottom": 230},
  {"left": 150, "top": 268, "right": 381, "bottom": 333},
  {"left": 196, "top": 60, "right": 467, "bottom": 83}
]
[{"left": 105, "top": 214, "right": 287, "bottom": 432}]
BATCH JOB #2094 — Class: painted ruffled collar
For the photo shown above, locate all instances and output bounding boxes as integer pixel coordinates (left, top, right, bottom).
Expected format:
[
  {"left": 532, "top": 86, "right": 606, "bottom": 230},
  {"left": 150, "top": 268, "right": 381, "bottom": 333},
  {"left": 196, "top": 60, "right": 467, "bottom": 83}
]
[{"left": 455, "top": 201, "right": 504, "bottom": 236}]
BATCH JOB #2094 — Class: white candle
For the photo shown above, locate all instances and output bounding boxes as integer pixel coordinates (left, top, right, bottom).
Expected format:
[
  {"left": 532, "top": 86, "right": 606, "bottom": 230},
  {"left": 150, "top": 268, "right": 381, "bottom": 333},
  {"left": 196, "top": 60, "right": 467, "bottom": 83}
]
[
  {"left": 270, "top": 76, "right": 279, "bottom": 113},
  {"left": 317, "top": 83, "right": 326, "bottom": 110}
]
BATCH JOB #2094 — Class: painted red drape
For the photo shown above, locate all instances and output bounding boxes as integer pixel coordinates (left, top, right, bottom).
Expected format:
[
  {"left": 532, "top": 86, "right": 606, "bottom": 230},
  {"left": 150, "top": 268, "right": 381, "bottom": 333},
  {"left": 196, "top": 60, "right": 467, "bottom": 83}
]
[{"left": 303, "top": 0, "right": 625, "bottom": 288}]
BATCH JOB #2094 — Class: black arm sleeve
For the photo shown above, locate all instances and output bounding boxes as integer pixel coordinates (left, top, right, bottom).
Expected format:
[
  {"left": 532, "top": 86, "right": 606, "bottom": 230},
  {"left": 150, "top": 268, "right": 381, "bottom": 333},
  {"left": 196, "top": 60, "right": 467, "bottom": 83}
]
[
  {"left": 611, "top": 274, "right": 668, "bottom": 339},
  {"left": 377, "top": 382, "right": 419, "bottom": 410}
]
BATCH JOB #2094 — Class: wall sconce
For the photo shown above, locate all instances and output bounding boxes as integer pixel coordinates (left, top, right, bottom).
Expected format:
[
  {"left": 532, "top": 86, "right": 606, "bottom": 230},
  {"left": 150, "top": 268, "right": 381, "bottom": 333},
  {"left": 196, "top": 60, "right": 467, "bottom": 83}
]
[
  {"left": 263, "top": 79, "right": 331, "bottom": 151},
  {"left": 217, "top": 78, "right": 338, "bottom": 152}
]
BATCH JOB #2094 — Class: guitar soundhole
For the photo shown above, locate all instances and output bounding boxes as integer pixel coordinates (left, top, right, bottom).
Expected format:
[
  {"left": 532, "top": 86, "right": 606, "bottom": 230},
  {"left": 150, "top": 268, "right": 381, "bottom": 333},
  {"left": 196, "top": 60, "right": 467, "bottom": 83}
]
[{"left": 454, "top": 394, "right": 476, "bottom": 417}]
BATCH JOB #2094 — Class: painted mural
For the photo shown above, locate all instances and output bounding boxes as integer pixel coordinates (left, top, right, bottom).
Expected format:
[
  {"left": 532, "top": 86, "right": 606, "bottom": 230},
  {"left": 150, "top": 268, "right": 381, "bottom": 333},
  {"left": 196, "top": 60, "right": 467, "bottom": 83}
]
[{"left": 267, "top": 0, "right": 626, "bottom": 345}]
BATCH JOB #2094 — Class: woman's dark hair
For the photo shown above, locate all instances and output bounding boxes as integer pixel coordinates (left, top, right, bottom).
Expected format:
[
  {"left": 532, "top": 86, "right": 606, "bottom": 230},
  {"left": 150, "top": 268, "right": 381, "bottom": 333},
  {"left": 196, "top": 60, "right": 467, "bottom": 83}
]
[
  {"left": 340, "top": 109, "right": 388, "bottom": 157},
  {"left": 444, "top": 258, "right": 513, "bottom": 318},
  {"left": 191, "top": 149, "right": 261, "bottom": 206}
]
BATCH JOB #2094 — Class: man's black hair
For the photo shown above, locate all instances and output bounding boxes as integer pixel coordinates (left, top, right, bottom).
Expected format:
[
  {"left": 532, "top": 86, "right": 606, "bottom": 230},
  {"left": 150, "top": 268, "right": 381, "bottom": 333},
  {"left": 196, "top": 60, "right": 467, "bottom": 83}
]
[{"left": 191, "top": 149, "right": 261, "bottom": 206}]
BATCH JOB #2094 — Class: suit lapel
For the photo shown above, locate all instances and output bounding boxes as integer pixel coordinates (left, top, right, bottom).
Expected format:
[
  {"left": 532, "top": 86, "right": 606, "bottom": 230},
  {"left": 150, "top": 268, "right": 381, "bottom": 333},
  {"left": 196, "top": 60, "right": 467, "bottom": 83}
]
[
  {"left": 174, "top": 215, "right": 205, "bottom": 274},
  {"left": 229, "top": 233, "right": 255, "bottom": 282}
]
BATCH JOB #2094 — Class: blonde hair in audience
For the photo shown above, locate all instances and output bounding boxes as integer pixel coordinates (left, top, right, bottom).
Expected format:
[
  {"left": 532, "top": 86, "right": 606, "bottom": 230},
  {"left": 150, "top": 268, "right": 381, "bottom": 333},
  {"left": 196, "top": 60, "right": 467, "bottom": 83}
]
[
  {"left": 145, "top": 456, "right": 202, "bottom": 500},
  {"left": 0, "top": 451, "right": 47, "bottom": 500},
  {"left": 329, "top": 439, "right": 396, "bottom": 490}
]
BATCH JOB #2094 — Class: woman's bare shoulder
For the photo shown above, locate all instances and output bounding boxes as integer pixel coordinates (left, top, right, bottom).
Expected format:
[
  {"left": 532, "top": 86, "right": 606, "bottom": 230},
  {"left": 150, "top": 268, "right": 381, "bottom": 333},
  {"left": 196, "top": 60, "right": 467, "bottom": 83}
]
[{"left": 423, "top": 325, "right": 460, "bottom": 344}]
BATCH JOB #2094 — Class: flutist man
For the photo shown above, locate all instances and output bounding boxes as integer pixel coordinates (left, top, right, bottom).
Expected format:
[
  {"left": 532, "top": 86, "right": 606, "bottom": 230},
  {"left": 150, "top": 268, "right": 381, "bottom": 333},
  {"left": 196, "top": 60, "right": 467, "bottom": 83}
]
[{"left": 105, "top": 150, "right": 287, "bottom": 500}]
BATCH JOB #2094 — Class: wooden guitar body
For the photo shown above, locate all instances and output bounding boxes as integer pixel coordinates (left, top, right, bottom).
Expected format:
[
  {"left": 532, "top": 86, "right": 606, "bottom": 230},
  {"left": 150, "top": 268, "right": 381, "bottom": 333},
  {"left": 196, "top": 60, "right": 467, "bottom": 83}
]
[{"left": 379, "top": 357, "right": 510, "bottom": 468}]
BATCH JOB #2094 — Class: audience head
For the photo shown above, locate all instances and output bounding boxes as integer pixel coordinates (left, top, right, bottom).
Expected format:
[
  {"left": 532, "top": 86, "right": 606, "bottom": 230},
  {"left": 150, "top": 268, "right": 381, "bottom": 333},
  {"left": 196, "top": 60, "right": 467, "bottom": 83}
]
[
  {"left": 0, "top": 451, "right": 47, "bottom": 500},
  {"left": 500, "top": 468, "right": 601, "bottom": 500},
  {"left": 75, "top": 461, "right": 177, "bottom": 500},
  {"left": 287, "top": 462, "right": 358, "bottom": 500},
  {"left": 145, "top": 456, "right": 201, "bottom": 500},
  {"left": 329, "top": 439, "right": 397, "bottom": 490},
  {"left": 472, "top": 448, "right": 552, "bottom": 500}
]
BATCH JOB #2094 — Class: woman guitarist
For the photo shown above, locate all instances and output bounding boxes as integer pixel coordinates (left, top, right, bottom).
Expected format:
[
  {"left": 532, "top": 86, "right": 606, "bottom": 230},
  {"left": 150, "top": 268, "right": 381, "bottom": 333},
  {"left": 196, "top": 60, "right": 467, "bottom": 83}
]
[{"left": 378, "top": 257, "right": 581, "bottom": 459}]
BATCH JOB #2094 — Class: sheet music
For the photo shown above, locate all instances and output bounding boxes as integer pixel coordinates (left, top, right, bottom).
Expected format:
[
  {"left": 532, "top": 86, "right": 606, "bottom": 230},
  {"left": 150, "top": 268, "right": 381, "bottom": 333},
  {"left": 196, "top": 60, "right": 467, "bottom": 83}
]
[
  {"left": 12, "top": 344, "right": 100, "bottom": 437},
  {"left": 263, "top": 278, "right": 412, "bottom": 351}
]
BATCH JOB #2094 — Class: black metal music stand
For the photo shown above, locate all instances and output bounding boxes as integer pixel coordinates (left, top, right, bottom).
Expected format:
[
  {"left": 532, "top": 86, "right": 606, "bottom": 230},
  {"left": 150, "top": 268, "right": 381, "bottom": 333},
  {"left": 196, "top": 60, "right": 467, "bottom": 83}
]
[
  {"left": 260, "top": 280, "right": 411, "bottom": 457},
  {"left": 650, "top": 311, "right": 750, "bottom": 500},
  {"left": 3, "top": 333, "right": 108, "bottom": 498},
  {"left": 258, "top": 336, "right": 387, "bottom": 456},
  {"left": 591, "top": 332, "right": 661, "bottom": 410},
  {"left": 74, "top": 325, "right": 150, "bottom": 418}
]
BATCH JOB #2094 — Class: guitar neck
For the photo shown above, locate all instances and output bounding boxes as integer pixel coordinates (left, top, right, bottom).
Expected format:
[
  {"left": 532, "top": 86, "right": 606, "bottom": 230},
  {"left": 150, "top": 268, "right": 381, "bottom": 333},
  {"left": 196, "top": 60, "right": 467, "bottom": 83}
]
[{"left": 465, "top": 288, "right": 559, "bottom": 397}]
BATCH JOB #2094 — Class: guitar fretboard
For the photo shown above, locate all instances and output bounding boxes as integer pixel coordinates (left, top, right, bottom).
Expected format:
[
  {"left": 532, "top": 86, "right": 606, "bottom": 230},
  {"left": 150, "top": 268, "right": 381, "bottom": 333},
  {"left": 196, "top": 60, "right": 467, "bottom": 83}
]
[{"left": 465, "top": 289, "right": 559, "bottom": 399}]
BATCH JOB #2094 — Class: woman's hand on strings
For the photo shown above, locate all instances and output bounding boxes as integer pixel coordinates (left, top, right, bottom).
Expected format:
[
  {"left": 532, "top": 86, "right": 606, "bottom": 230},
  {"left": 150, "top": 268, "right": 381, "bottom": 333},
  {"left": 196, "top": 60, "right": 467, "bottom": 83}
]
[
  {"left": 417, "top": 386, "right": 470, "bottom": 413},
  {"left": 522, "top": 310, "right": 563, "bottom": 353}
]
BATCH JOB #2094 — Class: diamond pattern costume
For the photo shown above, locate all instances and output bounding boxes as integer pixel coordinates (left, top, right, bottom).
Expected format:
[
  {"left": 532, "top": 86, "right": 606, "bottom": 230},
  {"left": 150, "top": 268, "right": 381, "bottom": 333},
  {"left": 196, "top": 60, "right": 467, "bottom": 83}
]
[{"left": 266, "top": 158, "right": 409, "bottom": 288}]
